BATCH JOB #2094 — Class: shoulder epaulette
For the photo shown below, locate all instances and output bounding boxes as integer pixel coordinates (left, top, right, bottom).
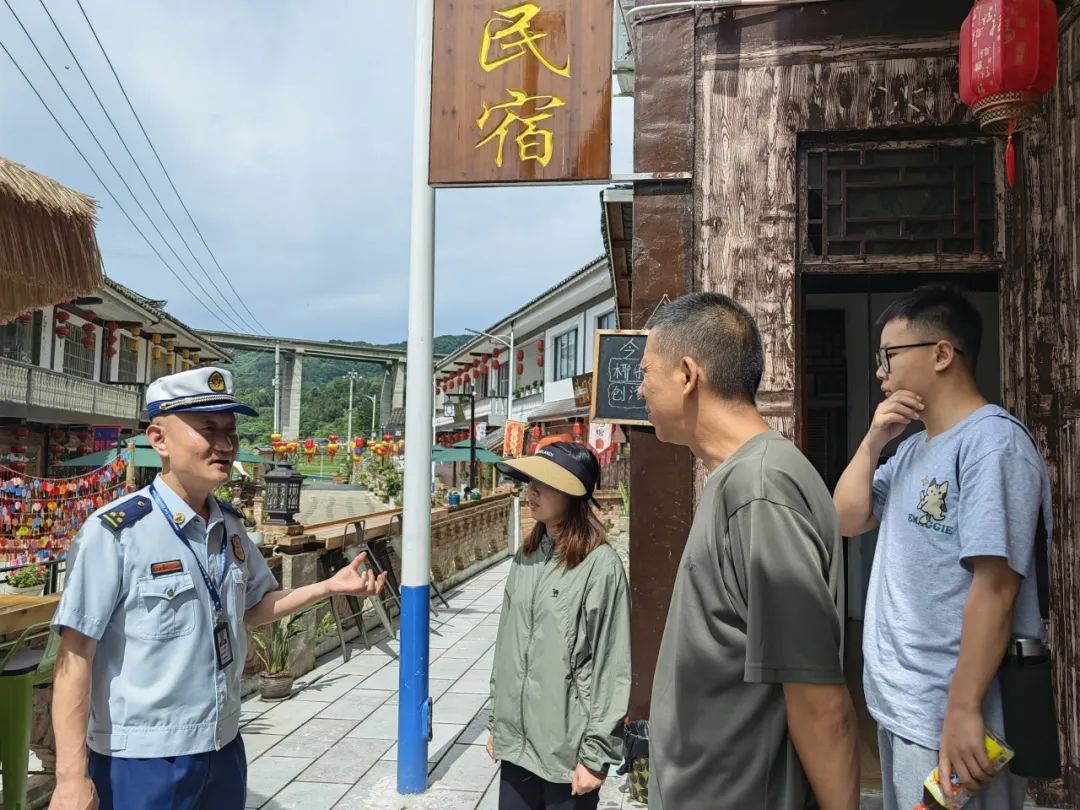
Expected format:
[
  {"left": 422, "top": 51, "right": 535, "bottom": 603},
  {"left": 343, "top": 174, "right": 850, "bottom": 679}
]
[
  {"left": 99, "top": 495, "right": 154, "bottom": 531},
  {"left": 217, "top": 498, "right": 244, "bottom": 519}
]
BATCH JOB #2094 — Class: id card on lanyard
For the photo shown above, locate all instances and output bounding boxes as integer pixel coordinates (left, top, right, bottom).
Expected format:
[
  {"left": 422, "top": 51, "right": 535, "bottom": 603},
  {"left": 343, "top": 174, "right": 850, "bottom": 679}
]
[{"left": 149, "top": 485, "right": 234, "bottom": 670}]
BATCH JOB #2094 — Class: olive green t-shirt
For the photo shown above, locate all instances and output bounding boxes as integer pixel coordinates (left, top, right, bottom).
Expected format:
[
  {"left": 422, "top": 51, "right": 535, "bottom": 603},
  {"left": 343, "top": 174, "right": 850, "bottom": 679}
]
[{"left": 649, "top": 432, "right": 845, "bottom": 810}]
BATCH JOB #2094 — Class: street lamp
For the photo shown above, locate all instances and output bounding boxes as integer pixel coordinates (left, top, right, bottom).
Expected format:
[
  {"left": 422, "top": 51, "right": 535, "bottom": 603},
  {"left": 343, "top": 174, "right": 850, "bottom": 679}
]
[
  {"left": 344, "top": 371, "right": 362, "bottom": 446},
  {"left": 465, "top": 325, "right": 514, "bottom": 423},
  {"left": 263, "top": 463, "right": 304, "bottom": 525},
  {"left": 363, "top": 394, "right": 378, "bottom": 438}
]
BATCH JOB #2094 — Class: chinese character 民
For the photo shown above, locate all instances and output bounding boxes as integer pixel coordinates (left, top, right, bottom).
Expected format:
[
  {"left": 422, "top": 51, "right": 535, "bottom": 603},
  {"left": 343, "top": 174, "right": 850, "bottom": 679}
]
[
  {"left": 479, "top": 2, "right": 570, "bottom": 77},
  {"left": 475, "top": 89, "right": 565, "bottom": 168}
]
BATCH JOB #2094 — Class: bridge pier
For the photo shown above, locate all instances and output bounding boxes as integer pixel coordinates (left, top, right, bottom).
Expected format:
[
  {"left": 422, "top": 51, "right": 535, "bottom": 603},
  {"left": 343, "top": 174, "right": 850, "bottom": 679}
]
[
  {"left": 280, "top": 350, "right": 304, "bottom": 440},
  {"left": 379, "top": 361, "right": 405, "bottom": 434}
]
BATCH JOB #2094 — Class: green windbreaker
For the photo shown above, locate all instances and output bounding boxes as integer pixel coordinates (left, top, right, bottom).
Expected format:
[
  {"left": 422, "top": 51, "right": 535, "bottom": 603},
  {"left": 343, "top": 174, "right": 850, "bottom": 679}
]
[{"left": 489, "top": 536, "right": 631, "bottom": 783}]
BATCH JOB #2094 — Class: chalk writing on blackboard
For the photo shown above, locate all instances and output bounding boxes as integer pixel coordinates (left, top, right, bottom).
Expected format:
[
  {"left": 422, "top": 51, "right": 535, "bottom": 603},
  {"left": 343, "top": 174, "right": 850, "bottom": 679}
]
[
  {"left": 607, "top": 338, "right": 645, "bottom": 410},
  {"left": 590, "top": 329, "right": 651, "bottom": 425}
]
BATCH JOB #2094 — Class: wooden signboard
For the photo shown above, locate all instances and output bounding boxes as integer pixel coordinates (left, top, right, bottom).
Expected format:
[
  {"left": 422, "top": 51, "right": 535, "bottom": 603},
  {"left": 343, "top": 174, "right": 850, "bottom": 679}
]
[
  {"left": 590, "top": 330, "right": 650, "bottom": 426},
  {"left": 429, "top": 0, "right": 613, "bottom": 186}
]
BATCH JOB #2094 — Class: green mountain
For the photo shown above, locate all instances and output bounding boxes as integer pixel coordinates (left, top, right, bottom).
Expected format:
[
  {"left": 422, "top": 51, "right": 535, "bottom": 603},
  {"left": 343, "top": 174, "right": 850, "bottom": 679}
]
[{"left": 231, "top": 335, "right": 471, "bottom": 446}]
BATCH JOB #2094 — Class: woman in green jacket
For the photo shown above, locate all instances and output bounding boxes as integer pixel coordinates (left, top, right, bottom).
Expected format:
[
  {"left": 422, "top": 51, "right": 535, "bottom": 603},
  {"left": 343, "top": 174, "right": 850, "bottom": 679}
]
[{"left": 488, "top": 441, "right": 631, "bottom": 810}]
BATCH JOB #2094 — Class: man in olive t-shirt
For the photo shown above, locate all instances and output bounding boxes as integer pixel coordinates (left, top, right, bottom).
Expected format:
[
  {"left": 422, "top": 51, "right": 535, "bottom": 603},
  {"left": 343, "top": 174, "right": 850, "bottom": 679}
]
[{"left": 640, "top": 293, "right": 858, "bottom": 810}]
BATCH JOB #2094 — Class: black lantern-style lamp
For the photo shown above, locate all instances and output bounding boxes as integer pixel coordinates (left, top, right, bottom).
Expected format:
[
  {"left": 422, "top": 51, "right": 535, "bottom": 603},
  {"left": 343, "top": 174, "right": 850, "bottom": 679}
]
[{"left": 263, "top": 463, "right": 304, "bottom": 525}]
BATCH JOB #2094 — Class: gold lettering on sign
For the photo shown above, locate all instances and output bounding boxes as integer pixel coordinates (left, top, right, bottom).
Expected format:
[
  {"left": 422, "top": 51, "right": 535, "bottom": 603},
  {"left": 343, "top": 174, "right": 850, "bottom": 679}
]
[
  {"left": 479, "top": 2, "right": 570, "bottom": 77},
  {"left": 475, "top": 90, "right": 566, "bottom": 168}
]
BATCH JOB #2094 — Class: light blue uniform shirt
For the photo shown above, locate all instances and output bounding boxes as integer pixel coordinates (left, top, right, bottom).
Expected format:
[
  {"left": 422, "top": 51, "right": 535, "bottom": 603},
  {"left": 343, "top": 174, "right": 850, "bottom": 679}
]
[{"left": 52, "top": 475, "right": 278, "bottom": 758}]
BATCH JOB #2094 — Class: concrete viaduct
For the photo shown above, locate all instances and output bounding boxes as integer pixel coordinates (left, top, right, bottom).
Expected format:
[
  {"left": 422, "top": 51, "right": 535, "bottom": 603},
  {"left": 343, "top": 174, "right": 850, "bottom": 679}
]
[{"left": 201, "top": 331, "right": 407, "bottom": 441}]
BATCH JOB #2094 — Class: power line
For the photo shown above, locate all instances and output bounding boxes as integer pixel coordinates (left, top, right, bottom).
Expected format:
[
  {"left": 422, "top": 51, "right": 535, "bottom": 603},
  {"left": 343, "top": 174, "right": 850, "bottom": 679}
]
[
  {"left": 0, "top": 34, "right": 230, "bottom": 329},
  {"left": 1, "top": 0, "right": 250, "bottom": 333},
  {"left": 34, "top": 0, "right": 267, "bottom": 336},
  {"left": 73, "top": 0, "right": 273, "bottom": 336}
]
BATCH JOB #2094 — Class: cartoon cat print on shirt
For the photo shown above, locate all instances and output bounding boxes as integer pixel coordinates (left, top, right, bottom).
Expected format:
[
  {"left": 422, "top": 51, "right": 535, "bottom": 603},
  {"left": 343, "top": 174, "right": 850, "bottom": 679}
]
[{"left": 916, "top": 478, "right": 949, "bottom": 526}]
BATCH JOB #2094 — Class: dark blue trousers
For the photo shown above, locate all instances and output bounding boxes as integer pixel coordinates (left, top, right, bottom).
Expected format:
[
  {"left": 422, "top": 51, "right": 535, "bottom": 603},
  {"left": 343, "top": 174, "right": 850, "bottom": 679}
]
[{"left": 87, "top": 734, "right": 246, "bottom": 810}]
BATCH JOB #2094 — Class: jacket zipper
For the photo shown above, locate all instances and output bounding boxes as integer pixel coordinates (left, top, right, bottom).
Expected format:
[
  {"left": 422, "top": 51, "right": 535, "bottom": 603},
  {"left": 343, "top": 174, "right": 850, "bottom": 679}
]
[{"left": 518, "top": 542, "right": 551, "bottom": 758}]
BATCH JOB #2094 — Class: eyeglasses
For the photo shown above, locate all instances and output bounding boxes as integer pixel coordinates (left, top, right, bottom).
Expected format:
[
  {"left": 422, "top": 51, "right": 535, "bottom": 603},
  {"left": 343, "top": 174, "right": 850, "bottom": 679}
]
[{"left": 874, "top": 342, "right": 964, "bottom": 374}]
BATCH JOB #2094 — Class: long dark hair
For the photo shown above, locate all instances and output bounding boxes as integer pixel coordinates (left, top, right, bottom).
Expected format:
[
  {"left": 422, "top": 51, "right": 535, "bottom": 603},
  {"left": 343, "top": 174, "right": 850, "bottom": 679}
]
[{"left": 521, "top": 443, "right": 607, "bottom": 569}]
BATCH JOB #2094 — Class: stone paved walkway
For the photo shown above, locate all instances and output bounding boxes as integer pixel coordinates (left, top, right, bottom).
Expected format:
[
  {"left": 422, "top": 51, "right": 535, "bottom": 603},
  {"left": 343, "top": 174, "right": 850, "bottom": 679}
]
[
  {"left": 296, "top": 488, "right": 389, "bottom": 527},
  {"left": 239, "top": 557, "right": 632, "bottom": 810}
]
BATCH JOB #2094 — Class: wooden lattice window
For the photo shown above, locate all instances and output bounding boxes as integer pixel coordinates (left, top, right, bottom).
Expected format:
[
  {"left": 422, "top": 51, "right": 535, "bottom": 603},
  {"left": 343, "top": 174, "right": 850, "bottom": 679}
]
[{"left": 804, "top": 141, "right": 997, "bottom": 261}]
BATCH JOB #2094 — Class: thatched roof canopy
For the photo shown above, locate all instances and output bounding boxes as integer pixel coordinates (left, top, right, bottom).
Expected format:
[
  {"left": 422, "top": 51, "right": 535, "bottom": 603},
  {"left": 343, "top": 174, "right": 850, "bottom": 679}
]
[{"left": 0, "top": 156, "right": 105, "bottom": 323}]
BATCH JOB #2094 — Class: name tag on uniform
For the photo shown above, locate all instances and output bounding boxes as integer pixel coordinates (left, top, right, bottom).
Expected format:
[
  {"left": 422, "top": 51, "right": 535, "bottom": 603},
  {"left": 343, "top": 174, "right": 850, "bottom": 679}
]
[
  {"left": 150, "top": 560, "right": 184, "bottom": 577},
  {"left": 214, "top": 621, "right": 234, "bottom": 670}
]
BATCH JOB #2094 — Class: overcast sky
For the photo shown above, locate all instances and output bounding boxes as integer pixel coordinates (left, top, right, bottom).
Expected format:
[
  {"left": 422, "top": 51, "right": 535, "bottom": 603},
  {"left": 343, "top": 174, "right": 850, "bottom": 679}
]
[{"left": 0, "top": 0, "right": 633, "bottom": 342}]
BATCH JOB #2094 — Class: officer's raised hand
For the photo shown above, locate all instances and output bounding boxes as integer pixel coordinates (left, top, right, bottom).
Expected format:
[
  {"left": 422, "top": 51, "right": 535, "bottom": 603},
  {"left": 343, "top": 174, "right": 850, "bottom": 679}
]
[{"left": 327, "top": 551, "right": 388, "bottom": 597}]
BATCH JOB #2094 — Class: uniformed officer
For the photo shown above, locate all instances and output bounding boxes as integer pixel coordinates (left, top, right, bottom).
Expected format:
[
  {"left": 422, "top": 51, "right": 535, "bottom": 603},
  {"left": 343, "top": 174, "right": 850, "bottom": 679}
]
[{"left": 48, "top": 367, "right": 387, "bottom": 810}]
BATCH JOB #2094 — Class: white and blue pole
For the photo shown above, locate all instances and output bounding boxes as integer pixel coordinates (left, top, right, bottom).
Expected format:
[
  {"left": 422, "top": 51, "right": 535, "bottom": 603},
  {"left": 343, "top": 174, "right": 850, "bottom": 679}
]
[{"left": 398, "top": 0, "right": 435, "bottom": 794}]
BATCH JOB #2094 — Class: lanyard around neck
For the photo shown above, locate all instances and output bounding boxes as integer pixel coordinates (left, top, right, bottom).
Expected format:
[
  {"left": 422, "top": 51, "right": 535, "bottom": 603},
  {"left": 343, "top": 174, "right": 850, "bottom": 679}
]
[{"left": 148, "top": 484, "right": 227, "bottom": 616}]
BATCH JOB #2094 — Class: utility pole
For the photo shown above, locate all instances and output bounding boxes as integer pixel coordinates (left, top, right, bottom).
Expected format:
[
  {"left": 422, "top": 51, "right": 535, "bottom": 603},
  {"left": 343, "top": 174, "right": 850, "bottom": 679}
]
[{"left": 470, "top": 383, "right": 477, "bottom": 490}]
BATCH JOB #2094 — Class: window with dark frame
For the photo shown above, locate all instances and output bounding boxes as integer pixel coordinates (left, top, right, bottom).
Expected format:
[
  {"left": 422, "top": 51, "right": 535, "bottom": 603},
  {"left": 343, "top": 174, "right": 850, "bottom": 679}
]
[
  {"left": 597, "top": 311, "right": 617, "bottom": 331},
  {"left": 497, "top": 361, "right": 510, "bottom": 397},
  {"left": 554, "top": 328, "right": 578, "bottom": 381},
  {"left": 63, "top": 336, "right": 95, "bottom": 380},
  {"left": 0, "top": 314, "right": 40, "bottom": 364},
  {"left": 117, "top": 338, "right": 139, "bottom": 383},
  {"left": 803, "top": 141, "right": 997, "bottom": 260}
]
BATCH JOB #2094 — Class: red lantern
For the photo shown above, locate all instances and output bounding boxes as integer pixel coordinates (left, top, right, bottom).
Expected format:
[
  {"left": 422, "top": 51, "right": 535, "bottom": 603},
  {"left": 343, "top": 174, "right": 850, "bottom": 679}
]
[
  {"left": 10, "top": 426, "right": 29, "bottom": 440},
  {"left": 383, "top": 434, "right": 393, "bottom": 443},
  {"left": 473, "top": 370, "right": 479, "bottom": 379},
  {"left": 81, "top": 322, "right": 95, "bottom": 334},
  {"left": 537, "top": 356, "right": 544, "bottom": 367},
  {"left": 960, "top": 0, "right": 1058, "bottom": 186},
  {"left": 16, "top": 312, "right": 33, "bottom": 323},
  {"left": 492, "top": 348, "right": 501, "bottom": 358},
  {"left": 105, "top": 347, "right": 117, "bottom": 358},
  {"left": 536, "top": 340, "right": 544, "bottom": 352},
  {"left": 473, "top": 358, "right": 480, "bottom": 368},
  {"left": 104, "top": 321, "right": 119, "bottom": 332},
  {"left": 80, "top": 337, "right": 94, "bottom": 349},
  {"left": 55, "top": 325, "right": 70, "bottom": 339},
  {"left": 516, "top": 363, "right": 524, "bottom": 375},
  {"left": 328, "top": 434, "right": 340, "bottom": 443},
  {"left": 82, "top": 310, "right": 97, "bottom": 321},
  {"left": 50, "top": 430, "right": 65, "bottom": 442},
  {"left": 10, "top": 444, "right": 26, "bottom": 455},
  {"left": 516, "top": 349, "right": 525, "bottom": 361},
  {"left": 106, "top": 333, "right": 118, "bottom": 345},
  {"left": 55, "top": 310, "right": 70, "bottom": 323},
  {"left": 492, "top": 359, "right": 501, "bottom": 370}
]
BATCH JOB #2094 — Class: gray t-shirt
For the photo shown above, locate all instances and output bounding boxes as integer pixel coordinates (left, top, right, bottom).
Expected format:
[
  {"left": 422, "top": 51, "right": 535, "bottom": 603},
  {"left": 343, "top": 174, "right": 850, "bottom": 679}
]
[
  {"left": 865, "top": 404, "right": 1051, "bottom": 749},
  {"left": 649, "top": 432, "right": 845, "bottom": 810}
]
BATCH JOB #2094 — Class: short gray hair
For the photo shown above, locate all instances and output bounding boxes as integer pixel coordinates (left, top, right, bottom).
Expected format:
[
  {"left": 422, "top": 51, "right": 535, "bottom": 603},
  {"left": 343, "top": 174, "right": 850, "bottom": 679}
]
[{"left": 646, "top": 292, "right": 764, "bottom": 403}]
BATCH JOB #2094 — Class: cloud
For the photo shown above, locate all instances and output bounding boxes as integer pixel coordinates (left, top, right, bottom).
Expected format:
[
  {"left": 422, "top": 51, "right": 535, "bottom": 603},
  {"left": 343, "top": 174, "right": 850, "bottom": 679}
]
[{"left": 0, "top": 0, "right": 632, "bottom": 342}]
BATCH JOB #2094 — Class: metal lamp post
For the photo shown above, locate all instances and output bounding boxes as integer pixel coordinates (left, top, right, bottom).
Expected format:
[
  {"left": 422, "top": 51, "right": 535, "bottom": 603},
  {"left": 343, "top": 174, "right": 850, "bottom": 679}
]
[
  {"left": 345, "top": 371, "right": 362, "bottom": 446},
  {"left": 364, "top": 394, "right": 378, "bottom": 438},
  {"left": 464, "top": 325, "right": 514, "bottom": 422}
]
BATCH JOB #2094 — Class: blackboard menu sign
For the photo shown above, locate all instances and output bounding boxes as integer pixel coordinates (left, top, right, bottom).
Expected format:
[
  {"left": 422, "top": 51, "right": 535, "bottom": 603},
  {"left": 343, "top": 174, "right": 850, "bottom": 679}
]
[{"left": 590, "top": 330, "right": 651, "bottom": 426}]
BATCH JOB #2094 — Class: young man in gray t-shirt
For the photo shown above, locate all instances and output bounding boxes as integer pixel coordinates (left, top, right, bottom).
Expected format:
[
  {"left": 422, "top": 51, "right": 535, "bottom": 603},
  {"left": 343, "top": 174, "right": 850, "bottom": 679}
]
[
  {"left": 642, "top": 293, "right": 859, "bottom": 810},
  {"left": 834, "top": 286, "right": 1050, "bottom": 810}
]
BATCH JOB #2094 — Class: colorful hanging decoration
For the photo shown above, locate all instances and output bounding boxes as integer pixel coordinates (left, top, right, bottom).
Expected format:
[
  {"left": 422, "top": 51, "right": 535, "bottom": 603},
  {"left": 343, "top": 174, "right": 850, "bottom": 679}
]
[
  {"left": 959, "top": 0, "right": 1058, "bottom": 186},
  {"left": 327, "top": 434, "right": 340, "bottom": 461},
  {"left": 304, "top": 437, "right": 316, "bottom": 463},
  {"left": 0, "top": 458, "right": 130, "bottom": 567}
]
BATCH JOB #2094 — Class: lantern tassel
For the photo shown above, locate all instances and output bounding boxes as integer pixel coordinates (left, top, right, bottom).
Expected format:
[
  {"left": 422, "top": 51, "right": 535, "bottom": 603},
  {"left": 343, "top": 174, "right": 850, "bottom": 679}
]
[{"left": 1005, "top": 121, "right": 1017, "bottom": 188}]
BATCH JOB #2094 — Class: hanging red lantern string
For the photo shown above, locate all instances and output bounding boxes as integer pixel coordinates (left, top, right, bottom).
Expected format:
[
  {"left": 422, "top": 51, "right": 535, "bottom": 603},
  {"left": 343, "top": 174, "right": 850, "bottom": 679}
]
[
  {"left": 516, "top": 363, "right": 524, "bottom": 375},
  {"left": 82, "top": 310, "right": 97, "bottom": 322},
  {"left": 959, "top": 0, "right": 1058, "bottom": 187},
  {"left": 55, "top": 311, "right": 70, "bottom": 324},
  {"left": 516, "top": 349, "right": 524, "bottom": 361},
  {"left": 80, "top": 337, "right": 94, "bottom": 349},
  {"left": 81, "top": 322, "right": 95, "bottom": 334},
  {"left": 16, "top": 312, "right": 33, "bottom": 323},
  {"left": 492, "top": 348, "right": 501, "bottom": 359}
]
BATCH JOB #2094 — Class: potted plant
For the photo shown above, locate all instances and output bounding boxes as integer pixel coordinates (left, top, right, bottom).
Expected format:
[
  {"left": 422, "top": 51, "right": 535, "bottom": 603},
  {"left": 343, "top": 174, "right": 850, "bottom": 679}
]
[
  {"left": 2, "top": 564, "right": 47, "bottom": 596},
  {"left": 252, "top": 616, "right": 302, "bottom": 700}
]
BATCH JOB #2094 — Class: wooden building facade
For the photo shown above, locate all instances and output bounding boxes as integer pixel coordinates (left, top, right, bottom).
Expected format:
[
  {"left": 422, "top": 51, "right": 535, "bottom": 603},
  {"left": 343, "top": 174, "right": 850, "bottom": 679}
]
[{"left": 623, "top": 0, "right": 1080, "bottom": 804}]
